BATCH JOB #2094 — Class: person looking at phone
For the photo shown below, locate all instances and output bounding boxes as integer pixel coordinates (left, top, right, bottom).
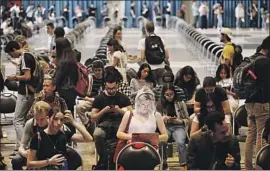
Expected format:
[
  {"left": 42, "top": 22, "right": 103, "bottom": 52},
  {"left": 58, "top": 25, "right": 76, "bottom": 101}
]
[
  {"left": 91, "top": 73, "right": 132, "bottom": 167},
  {"left": 187, "top": 111, "right": 240, "bottom": 170},
  {"left": 156, "top": 83, "right": 190, "bottom": 169},
  {"left": 24, "top": 103, "right": 92, "bottom": 169}
]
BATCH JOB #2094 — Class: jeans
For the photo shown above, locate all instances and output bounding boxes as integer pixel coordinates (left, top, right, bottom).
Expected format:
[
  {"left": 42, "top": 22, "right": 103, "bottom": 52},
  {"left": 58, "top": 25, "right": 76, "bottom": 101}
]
[
  {"left": 11, "top": 153, "right": 26, "bottom": 170},
  {"left": 13, "top": 94, "right": 34, "bottom": 141},
  {"left": 193, "top": 15, "right": 199, "bottom": 28},
  {"left": 93, "top": 127, "right": 108, "bottom": 164},
  {"left": 217, "top": 15, "right": 223, "bottom": 29},
  {"left": 161, "top": 125, "right": 187, "bottom": 165},
  {"left": 200, "top": 15, "right": 207, "bottom": 29},
  {"left": 261, "top": 16, "right": 266, "bottom": 29},
  {"left": 236, "top": 18, "right": 242, "bottom": 28},
  {"left": 245, "top": 103, "right": 270, "bottom": 170},
  {"left": 165, "top": 14, "right": 170, "bottom": 28}
]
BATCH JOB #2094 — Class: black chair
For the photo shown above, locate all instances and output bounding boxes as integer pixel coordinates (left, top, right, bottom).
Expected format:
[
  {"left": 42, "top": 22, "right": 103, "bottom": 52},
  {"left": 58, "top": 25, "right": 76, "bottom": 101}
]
[
  {"left": 4, "top": 80, "right": 18, "bottom": 92},
  {"left": 233, "top": 105, "right": 248, "bottom": 136},
  {"left": 256, "top": 144, "right": 270, "bottom": 170},
  {"left": 116, "top": 142, "right": 162, "bottom": 170},
  {"left": 66, "top": 146, "right": 83, "bottom": 170},
  {"left": 0, "top": 93, "right": 17, "bottom": 126},
  {"left": 126, "top": 68, "right": 137, "bottom": 85}
]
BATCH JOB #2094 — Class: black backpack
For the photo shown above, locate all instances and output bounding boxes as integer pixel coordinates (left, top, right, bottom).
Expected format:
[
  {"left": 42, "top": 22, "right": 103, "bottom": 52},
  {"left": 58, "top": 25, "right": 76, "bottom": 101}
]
[
  {"left": 145, "top": 35, "right": 165, "bottom": 65},
  {"left": 231, "top": 43, "right": 243, "bottom": 73},
  {"left": 233, "top": 53, "right": 266, "bottom": 99}
]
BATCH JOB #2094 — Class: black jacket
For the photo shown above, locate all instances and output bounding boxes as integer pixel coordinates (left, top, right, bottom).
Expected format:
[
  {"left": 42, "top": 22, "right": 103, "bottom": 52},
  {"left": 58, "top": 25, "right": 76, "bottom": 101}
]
[{"left": 187, "top": 131, "right": 241, "bottom": 170}]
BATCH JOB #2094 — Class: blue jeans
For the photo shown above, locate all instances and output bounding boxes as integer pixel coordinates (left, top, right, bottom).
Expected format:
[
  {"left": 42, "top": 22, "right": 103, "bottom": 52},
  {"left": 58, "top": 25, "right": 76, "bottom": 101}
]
[
  {"left": 165, "top": 125, "right": 187, "bottom": 165},
  {"left": 217, "top": 15, "right": 223, "bottom": 29}
]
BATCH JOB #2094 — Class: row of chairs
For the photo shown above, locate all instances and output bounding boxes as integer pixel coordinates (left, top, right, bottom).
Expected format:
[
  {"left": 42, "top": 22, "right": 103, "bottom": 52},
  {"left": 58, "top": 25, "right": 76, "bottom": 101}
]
[{"left": 170, "top": 17, "right": 223, "bottom": 76}]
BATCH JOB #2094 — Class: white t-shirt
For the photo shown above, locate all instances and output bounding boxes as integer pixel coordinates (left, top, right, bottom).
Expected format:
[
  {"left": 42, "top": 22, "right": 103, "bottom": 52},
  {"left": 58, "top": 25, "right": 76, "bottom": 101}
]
[{"left": 138, "top": 34, "right": 167, "bottom": 70}]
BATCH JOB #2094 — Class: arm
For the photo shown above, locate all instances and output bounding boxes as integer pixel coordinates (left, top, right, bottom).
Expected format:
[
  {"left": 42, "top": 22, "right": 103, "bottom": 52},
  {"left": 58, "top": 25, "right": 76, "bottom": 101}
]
[
  {"left": 113, "top": 56, "right": 119, "bottom": 67},
  {"left": 27, "top": 149, "right": 50, "bottom": 169},
  {"left": 194, "top": 101, "right": 201, "bottom": 114},
  {"left": 165, "top": 49, "right": 169, "bottom": 60},
  {"left": 116, "top": 111, "right": 132, "bottom": 140},
  {"left": 130, "top": 79, "right": 139, "bottom": 98},
  {"left": 18, "top": 120, "right": 33, "bottom": 158},
  {"left": 221, "top": 100, "right": 231, "bottom": 115},
  {"left": 190, "top": 121, "right": 201, "bottom": 137},
  {"left": 187, "top": 138, "right": 198, "bottom": 170},
  {"left": 156, "top": 112, "right": 168, "bottom": 142},
  {"left": 90, "top": 107, "right": 110, "bottom": 122},
  {"left": 71, "top": 121, "right": 93, "bottom": 142}
]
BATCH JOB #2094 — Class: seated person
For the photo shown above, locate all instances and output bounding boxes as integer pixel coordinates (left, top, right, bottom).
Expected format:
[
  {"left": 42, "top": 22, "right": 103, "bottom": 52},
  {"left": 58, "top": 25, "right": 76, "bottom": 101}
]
[
  {"left": 12, "top": 101, "right": 92, "bottom": 170},
  {"left": 154, "top": 71, "right": 187, "bottom": 102},
  {"left": 215, "top": 64, "right": 238, "bottom": 112},
  {"left": 27, "top": 76, "right": 68, "bottom": 119},
  {"left": 187, "top": 111, "right": 241, "bottom": 170},
  {"left": 91, "top": 74, "right": 132, "bottom": 167},
  {"left": 27, "top": 108, "right": 92, "bottom": 169},
  {"left": 191, "top": 77, "right": 231, "bottom": 136},
  {"left": 105, "top": 66, "right": 131, "bottom": 98},
  {"left": 130, "top": 63, "right": 154, "bottom": 103},
  {"left": 174, "top": 66, "right": 200, "bottom": 115},
  {"left": 117, "top": 86, "right": 168, "bottom": 142},
  {"left": 156, "top": 84, "right": 190, "bottom": 168},
  {"left": 76, "top": 60, "right": 105, "bottom": 134}
]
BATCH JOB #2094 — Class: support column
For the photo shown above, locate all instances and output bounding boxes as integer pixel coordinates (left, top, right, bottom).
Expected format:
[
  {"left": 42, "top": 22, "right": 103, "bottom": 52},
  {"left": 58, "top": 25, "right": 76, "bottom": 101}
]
[{"left": 183, "top": 1, "right": 193, "bottom": 24}]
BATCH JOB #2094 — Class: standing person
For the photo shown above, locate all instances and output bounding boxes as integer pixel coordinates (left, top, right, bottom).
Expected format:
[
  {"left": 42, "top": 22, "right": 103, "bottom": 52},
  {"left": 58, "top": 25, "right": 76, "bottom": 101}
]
[
  {"left": 130, "top": 0, "right": 136, "bottom": 28},
  {"left": 54, "top": 37, "right": 78, "bottom": 132},
  {"left": 62, "top": 4, "right": 69, "bottom": 26},
  {"left": 216, "top": 5, "right": 223, "bottom": 29},
  {"left": 260, "top": 0, "right": 268, "bottom": 30},
  {"left": 192, "top": 0, "right": 199, "bottom": 28},
  {"left": 199, "top": 1, "right": 209, "bottom": 30},
  {"left": 88, "top": 2, "right": 96, "bottom": 18},
  {"left": 178, "top": 4, "right": 186, "bottom": 21},
  {"left": 138, "top": 21, "right": 170, "bottom": 85},
  {"left": 248, "top": 1, "right": 258, "bottom": 30},
  {"left": 46, "top": 22, "right": 55, "bottom": 53},
  {"left": 165, "top": 0, "right": 171, "bottom": 28},
  {"left": 142, "top": 2, "right": 149, "bottom": 20},
  {"left": 235, "top": 2, "right": 245, "bottom": 29},
  {"left": 153, "top": 0, "right": 161, "bottom": 26},
  {"left": 4, "top": 41, "right": 36, "bottom": 148},
  {"left": 244, "top": 36, "right": 270, "bottom": 170},
  {"left": 219, "top": 28, "right": 234, "bottom": 69}
]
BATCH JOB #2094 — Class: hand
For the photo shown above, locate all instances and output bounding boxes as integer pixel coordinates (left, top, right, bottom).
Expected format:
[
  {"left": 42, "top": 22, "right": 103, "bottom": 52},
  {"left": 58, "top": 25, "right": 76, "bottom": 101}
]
[
  {"left": 162, "top": 115, "right": 171, "bottom": 122},
  {"left": 63, "top": 112, "right": 75, "bottom": 124},
  {"left": 7, "top": 75, "right": 16, "bottom": 81},
  {"left": 49, "top": 154, "right": 65, "bottom": 166},
  {"left": 84, "top": 96, "right": 94, "bottom": 102},
  {"left": 225, "top": 153, "right": 235, "bottom": 168},
  {"left": 111, "top": 105, "right": 121, "bottom": 114},
  {"left": 102, "top": 106, "right": 111, "bottom": 114},
  {"left": 21, "top": 149, "right": 29, "bottom": 158}
]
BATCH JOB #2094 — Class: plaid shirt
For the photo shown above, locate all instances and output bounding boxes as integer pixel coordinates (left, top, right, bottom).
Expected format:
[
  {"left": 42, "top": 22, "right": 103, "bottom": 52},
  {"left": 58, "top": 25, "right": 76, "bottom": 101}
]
[
  {"left": 153, "top": 85, "right": 187, "bottom": 101},
  {"left": 27, "top": 92, "right": 68, "bottom": 119},
  {"left": 117, "top": 81, "right": 131, "bottom": 98}
]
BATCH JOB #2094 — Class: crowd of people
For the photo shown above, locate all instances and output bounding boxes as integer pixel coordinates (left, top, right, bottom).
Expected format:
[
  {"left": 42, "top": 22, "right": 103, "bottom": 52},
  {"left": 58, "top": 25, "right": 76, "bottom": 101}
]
[{"left": 0, "top": 9, "right": 270, "bottom": 170}]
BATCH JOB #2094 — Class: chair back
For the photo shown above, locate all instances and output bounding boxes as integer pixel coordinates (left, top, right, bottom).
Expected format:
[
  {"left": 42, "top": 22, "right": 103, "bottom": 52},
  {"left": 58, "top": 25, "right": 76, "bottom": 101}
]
[
  {"left": 66, "top": 146, "right": 83, "bottom": 170},
  {"left": 0, "top": 93, "right": 17, "bottom": 113},
  {"left": 116, "top": 142, "right": 161, "bottom": 170},
  {"left": 256, "top": 144, "right": 270, "bottom": 170},
  {"left": 234, "top": 105, "right": 248, "bottom": 135}
]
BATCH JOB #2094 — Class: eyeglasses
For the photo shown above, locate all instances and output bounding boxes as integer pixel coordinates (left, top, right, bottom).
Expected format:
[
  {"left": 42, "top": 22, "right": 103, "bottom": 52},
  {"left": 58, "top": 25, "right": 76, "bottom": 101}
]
[{"left": 106, "top": 87, "right": 117, "bottom": 91}]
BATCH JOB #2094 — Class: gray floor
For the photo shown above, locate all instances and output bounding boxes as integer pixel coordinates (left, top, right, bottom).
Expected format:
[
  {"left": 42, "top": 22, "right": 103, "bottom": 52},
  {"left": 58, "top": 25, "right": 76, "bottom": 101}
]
[{"left": 1, "top": 26, "right": 267, "bottom": 169}]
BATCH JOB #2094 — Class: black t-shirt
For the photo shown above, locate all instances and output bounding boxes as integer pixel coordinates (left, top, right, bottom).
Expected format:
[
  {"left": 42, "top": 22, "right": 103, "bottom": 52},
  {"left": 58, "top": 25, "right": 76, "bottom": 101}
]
[
  {"left": 246, "top": 56, "right": 270, "bottom": 103},
  {"left": 92, "top": 92, "right": 131, "bottom": 124},
  {"left": 18, "top": 53, "right": 36, "bottom": 95},
  {"left": 30, "top": 130, "right": 68, "bottom": 161},
  {"left": 166, "top": 102, "right": 176, "bottom": 117},
  {"left": 0, "top": 70, "right": 4, "bottom": 92},
  {"left": 195, "top": 87, "right": 228, "bottom": 115}
]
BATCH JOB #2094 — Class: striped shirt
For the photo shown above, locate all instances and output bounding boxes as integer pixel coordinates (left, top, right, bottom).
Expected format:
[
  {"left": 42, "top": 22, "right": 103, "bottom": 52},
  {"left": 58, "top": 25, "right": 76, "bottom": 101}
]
[{"left": 153, "top": 85, "right": 187, "bottom": 101}]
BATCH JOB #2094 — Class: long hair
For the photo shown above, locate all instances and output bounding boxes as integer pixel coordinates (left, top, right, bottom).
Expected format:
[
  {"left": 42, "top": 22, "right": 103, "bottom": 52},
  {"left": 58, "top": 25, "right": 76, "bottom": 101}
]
[
  {"left": 55, "top": 37, "right": 76, "bottom": 66},
  {"left": 175, "top": 66, "right": 199, "bottom": 97},
  {"left": 215, "top": 64, "right": 230, "bottom": 82},
  {"left": 136, "top": 63, "right": 154, "bottom": 83},
  {"left": 159, "top": 83, "right": 178, "bottom": 113},
  {"left": 112, "top": 40, "right": 125, "bottom": 53}
]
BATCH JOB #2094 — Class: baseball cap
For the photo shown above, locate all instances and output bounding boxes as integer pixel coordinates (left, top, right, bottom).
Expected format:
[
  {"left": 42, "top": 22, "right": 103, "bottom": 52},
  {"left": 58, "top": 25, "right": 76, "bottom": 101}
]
[{"left": 220, "top": 28, "right": 233, "bottom": 39}]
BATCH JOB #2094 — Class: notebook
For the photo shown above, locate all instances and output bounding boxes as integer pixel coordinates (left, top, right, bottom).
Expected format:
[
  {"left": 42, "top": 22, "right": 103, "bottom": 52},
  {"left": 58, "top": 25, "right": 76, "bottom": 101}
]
[{"left": 131, "top": 133, "right": 159, "bottom": 146}]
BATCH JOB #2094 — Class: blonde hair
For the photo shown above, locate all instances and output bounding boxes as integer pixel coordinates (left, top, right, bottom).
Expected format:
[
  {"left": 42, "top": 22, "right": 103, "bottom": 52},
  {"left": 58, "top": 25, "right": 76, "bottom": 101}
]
[
  {"left": 33, "top": 101, "right": 51, "bottom": 116},
  {"left": 15, "top": 35, "right": 30, "bottom": 51},
  {"left": 39, "top": 61, "right": 49, "bottom": 70}
]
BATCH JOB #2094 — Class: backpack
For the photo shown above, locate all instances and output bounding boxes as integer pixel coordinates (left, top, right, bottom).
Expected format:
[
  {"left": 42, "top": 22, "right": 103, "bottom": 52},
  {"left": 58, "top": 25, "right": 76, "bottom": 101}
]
[
  {"left": 231, "top": 43, "right": 243, "bottom": 73},
  {"left": 145, "top": 35, "right": 165, "bottom": 65},
  {"left": 24, "top": 52, "right": 44, "bottom": 93},
  {"left": 74, "top": 62, "right": 90, "bottom": 97},
  {"left": 233, "top": 53, "right": 265, "bottom": 99}
]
